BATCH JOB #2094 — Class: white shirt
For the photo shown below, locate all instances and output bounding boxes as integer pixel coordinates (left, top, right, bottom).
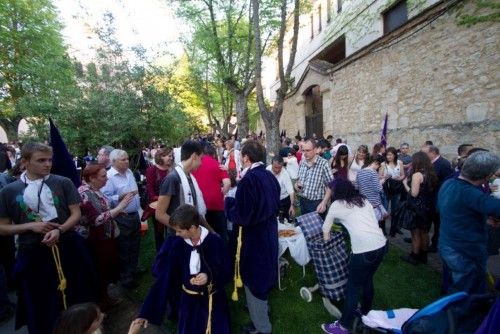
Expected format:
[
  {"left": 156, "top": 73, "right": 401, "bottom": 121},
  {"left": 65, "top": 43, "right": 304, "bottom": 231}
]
[
  {"left": 323, "top": 199, "right": 386, "bottom": 254},
  {"left": 101, "top": 167, "right": 140, "bottom": 213},
  {"left": 382, "top": 160, "right": 403, "bottom": 179},
  {"left": 266, "top": 165, "right": 294, "bottom": 200},
  {"left": 173, "top": 147, "right": 181, "bottom": 165},
  {"left": 21, "top": 173, "right": 58, "bottom": 222},
  {"left": 348, "top": 159, "right": 364, "bottom": 184},
  {"left": 184, "top": 226, "right": 209, "bottom": 275},
  {"left": 284, "top": 156, "right": 299, "bottom": 180}
]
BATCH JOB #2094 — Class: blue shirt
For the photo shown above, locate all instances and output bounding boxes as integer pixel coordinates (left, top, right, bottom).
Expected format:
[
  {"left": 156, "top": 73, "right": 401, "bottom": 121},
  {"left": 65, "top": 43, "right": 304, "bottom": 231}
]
[
  {"left": 101, "top": 167, "right": 140, "bottom": 213},
  {"left": 438, "top": 178, "right": 500, "bottom": 260}
]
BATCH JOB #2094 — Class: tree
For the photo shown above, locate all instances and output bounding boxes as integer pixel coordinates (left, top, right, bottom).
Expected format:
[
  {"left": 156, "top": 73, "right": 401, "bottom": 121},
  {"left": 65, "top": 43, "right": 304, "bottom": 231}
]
[
  {"left": 0, "top": 0, "right": 75, "bottom": 141},
  {"left": 176, "top": 0, "right": 256, "bottom": 138},
  {"left": 252, "top": 0, "right": 301, "bottom": 158},
  {"left": 52, "top": 12, "right": 200, "bottom": 155},
  {"left": 188, "top": 56, "right": 235, "bottom": 137}
]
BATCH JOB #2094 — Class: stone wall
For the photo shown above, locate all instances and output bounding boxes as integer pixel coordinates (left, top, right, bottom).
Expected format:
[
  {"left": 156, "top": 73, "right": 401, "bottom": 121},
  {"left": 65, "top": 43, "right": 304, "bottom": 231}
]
[{"left": 279, "top": 1, "right": 500, "bottom": 157}]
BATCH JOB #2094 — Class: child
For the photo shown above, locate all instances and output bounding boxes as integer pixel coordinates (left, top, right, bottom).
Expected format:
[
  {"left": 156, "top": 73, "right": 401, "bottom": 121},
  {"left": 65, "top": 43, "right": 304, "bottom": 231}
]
[
  {"left": 53, "top": 303, "right": 104, "bottom": 334},
  {"left": 53, "top": 302, "right": 146, "bottom": 334},
  {"left": 135, "top": 204, "right": 231, "bottom": 333}
]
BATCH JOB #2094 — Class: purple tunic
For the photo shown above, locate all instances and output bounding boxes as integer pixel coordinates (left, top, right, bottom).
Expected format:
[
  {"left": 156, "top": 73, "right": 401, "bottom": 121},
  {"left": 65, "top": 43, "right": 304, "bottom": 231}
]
[
  {"left": 225, "top": 165, "right": 280, "bottom": 300},
  {"left": 139, "top": 233, "right": 231, "bottom": 334}
]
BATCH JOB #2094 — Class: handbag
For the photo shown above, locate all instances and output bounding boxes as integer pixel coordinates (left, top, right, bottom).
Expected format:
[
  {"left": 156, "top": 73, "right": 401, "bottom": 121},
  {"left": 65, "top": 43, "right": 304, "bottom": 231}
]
[
  {"left": 383, "top": 178, "right": 404, "bottom": 196},
  {"left": 394, "top": 200, "right": 417, "bottom": 230}
]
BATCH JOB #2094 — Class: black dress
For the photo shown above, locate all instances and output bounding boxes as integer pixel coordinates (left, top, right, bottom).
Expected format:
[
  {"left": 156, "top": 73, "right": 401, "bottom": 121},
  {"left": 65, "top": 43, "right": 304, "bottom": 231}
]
[{"left": 409, "top": 176, "right": 434, "bottom": 231}]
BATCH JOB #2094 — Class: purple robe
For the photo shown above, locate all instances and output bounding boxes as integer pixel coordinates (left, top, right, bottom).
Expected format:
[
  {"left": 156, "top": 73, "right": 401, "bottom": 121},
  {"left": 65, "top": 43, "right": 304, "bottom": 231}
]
[
  {"left": 138, "top": 233, "right": 231, "bottom": 334},
  {"left": 225, "top": 165, "right": 280, "bottom": 300}
]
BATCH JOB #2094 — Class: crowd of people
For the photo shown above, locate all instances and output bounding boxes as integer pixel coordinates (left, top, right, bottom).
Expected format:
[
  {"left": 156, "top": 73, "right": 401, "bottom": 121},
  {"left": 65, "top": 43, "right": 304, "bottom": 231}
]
[{"left": 0, "top": 131, "right": 498, "bottom": 334}]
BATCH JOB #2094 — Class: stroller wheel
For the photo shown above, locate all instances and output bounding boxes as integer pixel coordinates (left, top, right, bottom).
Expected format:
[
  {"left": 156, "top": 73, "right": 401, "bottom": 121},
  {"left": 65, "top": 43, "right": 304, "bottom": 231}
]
[{"left": 299, "top": 287, "right": 313, "bottom": 302}]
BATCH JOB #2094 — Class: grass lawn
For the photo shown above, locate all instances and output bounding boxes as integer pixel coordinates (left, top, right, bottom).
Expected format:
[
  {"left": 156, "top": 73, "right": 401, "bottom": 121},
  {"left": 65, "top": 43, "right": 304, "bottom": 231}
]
[{"left": 130, "top": 219, "right": 441, "bottom": 333}]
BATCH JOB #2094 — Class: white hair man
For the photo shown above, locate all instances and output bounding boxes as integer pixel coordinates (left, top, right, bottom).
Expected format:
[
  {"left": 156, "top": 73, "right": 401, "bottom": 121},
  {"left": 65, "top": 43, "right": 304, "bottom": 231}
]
[{"left": 101, "top": 149, "right": 142, "bottom": 288}]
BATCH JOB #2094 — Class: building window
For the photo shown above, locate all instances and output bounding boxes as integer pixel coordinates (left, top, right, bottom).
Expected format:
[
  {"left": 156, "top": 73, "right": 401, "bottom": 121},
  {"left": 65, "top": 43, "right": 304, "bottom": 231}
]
[
  {"left": 312, "top": 35, "right": 346, "bottom": 65},
  {"left": 310, "top": 14, "right": 314, "bottom": 39},
  {"left": 327, "top": 0, "right": 332, "bottom": 22},
  {"left": 383, "top": 0, "right": 408, "bottom": 34},
  {"left": 318, "top": 5, "right": 322, "bottom": 32},
  {"left": 337, "top": 0, "right": 342, "bottom": 13}
]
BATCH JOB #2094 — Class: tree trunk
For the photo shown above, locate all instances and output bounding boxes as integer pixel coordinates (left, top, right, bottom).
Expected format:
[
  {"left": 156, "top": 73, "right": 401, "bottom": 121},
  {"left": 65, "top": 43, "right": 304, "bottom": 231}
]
[
  {"left": 221, "top": 118, "right": 230, "bottom": 138},
  {"left": 262, "top": 110, "right": 281, "bottom": 164},
  {"left": 234, "top": 92, "right": 249, "bottom": 139},
  {"left": 0, "top": 117, "right": 20, "bottom": 142}
]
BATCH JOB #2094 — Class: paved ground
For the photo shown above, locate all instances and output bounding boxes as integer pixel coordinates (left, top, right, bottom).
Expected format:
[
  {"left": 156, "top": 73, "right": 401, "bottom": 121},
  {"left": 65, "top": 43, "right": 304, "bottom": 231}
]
[{"left": 388, "top": 227, "right": 443, "bottom": 273}]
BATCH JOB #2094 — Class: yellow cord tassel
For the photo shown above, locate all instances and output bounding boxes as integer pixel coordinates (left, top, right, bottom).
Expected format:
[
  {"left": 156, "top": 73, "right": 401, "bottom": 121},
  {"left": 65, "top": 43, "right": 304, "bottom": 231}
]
[
  {"left": 51, "top": 245, "right": 68, "bottom": 310},
  {"left": 205, "top": 283, "right": 214, "bottom": 334},
  {"left": 231, "top": 226, "right": 243, "bottom": 301},
  {"left": 487, "top": 271, "right": 495, "bottom": 288}
]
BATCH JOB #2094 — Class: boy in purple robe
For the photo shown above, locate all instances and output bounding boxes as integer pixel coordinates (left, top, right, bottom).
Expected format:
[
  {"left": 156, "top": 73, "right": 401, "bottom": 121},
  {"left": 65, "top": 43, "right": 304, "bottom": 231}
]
[
  {"left": 225, "top": 139, "right": 280, "bottom": 334},
  {"left": 135, "top": 204, "right": 230, "bottom": 334}
]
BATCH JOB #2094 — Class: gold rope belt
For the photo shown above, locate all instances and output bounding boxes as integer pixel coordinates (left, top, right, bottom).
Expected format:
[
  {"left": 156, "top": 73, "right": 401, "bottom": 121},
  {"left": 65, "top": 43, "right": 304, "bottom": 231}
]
[
  {"left": 182, "top": 284, "right": 215, "bottom": 334},
  {"left": 51, "top": 245, "right": 68, "bottom": 310},
  {"left": 232, "top": 226, "right": 243, "bottom": 301}
]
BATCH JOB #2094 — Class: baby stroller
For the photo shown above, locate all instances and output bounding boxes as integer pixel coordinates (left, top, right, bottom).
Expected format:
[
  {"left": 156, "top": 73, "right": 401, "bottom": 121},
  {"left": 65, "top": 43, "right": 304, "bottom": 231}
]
[
  {"left": 355, "top": 291, "right": 496, "bottom": 334},
  {"left": 296, "top": 212, "right": 349, "bottom": 318}
]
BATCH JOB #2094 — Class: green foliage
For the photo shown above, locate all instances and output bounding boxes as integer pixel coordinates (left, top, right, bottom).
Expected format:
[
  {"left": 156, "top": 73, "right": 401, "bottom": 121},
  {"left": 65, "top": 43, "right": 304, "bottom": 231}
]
[
  {"left": 456, "top": 0, "right": 500, "bottom": 26},
  {"left": 50, "top": 12, "right": 201, "bottom": 155},
  {"left": 176, "top": 0, "right": 256, "bottom": 136},
  {"left": 0, "top": 0, "right": 76, "bottom": 139}
]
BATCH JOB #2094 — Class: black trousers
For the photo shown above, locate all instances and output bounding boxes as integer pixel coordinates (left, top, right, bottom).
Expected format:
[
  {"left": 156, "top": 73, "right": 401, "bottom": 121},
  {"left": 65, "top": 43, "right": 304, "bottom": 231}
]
[
  {"left": 205, "top": 210, "right": 228, "bottom": 246},
  {"left": 115, "top": 212, "right": 141, "bottom": 282},
  {"left": 278, "top": 196, "right": 292, "bottom": 221}
]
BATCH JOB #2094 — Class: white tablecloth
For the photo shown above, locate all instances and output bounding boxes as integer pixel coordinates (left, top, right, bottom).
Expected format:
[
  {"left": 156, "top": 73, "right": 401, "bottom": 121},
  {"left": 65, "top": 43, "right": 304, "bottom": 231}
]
[{"left": 278, "top": 222, "right": 310, "bottom": 266}]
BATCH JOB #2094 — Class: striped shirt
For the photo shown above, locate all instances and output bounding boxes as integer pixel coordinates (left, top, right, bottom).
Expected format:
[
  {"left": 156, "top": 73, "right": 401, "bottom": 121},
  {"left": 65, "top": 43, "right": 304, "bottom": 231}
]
[
  {"left": 298, "top": 156, "right": 333, "bottom": 200},
  {"left": 356, "top": 168, "right": 382, "bottom": 207}
]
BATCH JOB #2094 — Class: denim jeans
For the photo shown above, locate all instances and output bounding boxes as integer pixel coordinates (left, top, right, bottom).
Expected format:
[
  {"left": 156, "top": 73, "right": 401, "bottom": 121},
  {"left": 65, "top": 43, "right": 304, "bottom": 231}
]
[
  {"left": 299, "top": 197, "right": 322, "bottom": 216},
  {"left": 387, "top": 192, "right": 402, "bottom": 236},
  {"left": 439, "top": 245, "right": 486, "bottom": 295},
  {"left": 340, "top": 244, "right": 387, "bottom": 329}
]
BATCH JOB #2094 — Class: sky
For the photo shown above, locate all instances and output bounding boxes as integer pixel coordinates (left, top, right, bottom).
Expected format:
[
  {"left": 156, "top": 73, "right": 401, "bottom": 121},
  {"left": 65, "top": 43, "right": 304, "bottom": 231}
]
[{"left": 53, "top": 0, "right": 186, "bottom": 63}]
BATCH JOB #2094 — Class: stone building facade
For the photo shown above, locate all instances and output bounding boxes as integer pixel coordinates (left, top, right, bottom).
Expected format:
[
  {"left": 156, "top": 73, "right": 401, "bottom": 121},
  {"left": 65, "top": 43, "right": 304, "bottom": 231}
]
[{"left": 264, "top": 0, "right": 499, "bottom": 156}]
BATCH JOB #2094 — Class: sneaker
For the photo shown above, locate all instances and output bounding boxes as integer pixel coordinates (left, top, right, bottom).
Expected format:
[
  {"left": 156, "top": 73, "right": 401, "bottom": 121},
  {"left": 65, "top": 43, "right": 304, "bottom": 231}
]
[{"left": 321, "top": 321, "right": 348, "bottom": 334}]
